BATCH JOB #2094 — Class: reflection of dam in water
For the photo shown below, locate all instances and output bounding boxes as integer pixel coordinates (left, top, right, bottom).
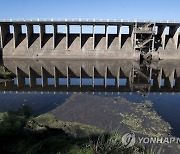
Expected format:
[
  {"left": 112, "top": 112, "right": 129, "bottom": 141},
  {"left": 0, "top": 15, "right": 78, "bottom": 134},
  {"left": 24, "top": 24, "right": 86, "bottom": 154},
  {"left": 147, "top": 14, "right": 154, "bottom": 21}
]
[{"left": 1, "top": 59, "right": 180, "bottom": 92}]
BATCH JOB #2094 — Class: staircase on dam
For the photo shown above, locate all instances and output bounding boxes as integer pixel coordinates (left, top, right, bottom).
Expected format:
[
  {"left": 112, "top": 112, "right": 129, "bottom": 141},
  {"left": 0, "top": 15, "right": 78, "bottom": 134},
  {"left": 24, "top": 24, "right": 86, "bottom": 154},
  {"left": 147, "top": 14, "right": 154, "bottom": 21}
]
[
  {"left": 129, "top": 65, "right": 151, "bottom": 95},
  {"left": 133, "top": 22, "right": 156, "bottom": 60}
]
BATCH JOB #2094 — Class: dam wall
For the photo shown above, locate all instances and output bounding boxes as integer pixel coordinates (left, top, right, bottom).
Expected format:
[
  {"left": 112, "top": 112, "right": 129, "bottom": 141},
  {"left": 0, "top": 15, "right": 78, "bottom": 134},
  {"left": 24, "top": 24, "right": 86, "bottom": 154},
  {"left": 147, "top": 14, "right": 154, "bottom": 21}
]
[{"left": 0, "top": 19, "right": 180, "bottom": 60}]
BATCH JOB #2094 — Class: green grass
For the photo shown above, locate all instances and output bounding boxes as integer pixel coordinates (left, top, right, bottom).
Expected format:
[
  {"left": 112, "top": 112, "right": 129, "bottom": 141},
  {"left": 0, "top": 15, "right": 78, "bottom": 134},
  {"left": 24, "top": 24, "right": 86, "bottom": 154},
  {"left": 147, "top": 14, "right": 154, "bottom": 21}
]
[{"left": 0, "top": 107, "right": 163, "bottom": 154}]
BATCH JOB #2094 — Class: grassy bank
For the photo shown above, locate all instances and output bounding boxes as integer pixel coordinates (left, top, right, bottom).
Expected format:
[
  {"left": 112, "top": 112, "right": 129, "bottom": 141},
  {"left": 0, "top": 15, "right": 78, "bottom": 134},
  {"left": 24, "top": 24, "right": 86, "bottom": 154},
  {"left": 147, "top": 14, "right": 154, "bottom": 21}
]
[{"left": 0, "top": 107, "right": 155, "bottom": 154}]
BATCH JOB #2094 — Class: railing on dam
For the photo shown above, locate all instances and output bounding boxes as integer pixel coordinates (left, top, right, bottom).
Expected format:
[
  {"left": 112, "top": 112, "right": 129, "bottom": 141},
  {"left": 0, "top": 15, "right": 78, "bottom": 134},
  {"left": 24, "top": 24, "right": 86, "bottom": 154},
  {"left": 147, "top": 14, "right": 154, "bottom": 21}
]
[{"left": 0, "top": 20, "right": 180, "bottom": 59}]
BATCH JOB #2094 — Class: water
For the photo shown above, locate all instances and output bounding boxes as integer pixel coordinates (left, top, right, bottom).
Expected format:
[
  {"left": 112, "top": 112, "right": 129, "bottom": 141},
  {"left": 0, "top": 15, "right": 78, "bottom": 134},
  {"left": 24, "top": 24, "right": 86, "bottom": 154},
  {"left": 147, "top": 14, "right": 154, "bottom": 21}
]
[
  {"left": 0, "top": 92, "right": 71, "bottom": 116},
  {"left": 1, "top": 58, "right": 180, "bottom": 137},
  {"left": 123, "top": 92, "right": 180, "bottom": 137}
]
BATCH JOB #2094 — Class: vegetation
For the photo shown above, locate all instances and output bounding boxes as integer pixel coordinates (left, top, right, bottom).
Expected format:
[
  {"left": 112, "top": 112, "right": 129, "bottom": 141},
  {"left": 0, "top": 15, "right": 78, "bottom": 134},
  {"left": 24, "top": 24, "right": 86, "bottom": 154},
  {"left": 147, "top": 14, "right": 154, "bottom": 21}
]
[
  {"left": 0, "top": 106, "right": 161, "bottom": 154},
  {"left": 0, "top": 66, "right": 15, "bottom": 79}
]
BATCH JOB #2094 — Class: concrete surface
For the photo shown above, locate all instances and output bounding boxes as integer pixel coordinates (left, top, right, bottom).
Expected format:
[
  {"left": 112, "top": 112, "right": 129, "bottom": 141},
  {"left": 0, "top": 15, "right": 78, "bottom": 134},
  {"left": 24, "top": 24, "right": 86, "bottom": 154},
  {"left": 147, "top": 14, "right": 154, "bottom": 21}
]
[{"left": 0, "top": 21, "right": 180, "bottom": 60}]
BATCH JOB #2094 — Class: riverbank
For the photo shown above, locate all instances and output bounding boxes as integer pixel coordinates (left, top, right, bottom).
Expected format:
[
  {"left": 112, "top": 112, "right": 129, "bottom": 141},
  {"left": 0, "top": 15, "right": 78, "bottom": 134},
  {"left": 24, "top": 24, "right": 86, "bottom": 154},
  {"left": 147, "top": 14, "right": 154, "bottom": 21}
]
[
  {"left": 0, "top": 110, "right": 150, "bottom": 154},
  {"left": 0, "top": 93, "right": 180, "bottom": 153}
]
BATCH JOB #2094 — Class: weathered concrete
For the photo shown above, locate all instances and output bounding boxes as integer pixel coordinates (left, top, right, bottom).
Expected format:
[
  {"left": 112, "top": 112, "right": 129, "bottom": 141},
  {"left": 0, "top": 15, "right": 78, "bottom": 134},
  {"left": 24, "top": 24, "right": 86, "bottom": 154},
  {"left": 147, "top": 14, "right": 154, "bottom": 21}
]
[
  {"left": 53, "top": 24, "right": 57, "bottom": 49},
  {"left": 0, "top": 20, "right": 180, "bottom": 60},
  {"left": 157, "top": 25, "right": 166, "bottom": 50},
  {"left": 13, "top": 24, "right": 21, "bottom": 48},
  {"left": 80, "top": 24, "right": 82, "bottom": 49},
  {"left": 66, "top": 24, "right": 69, "bottom": 50},
  {"left": 117, "top": 25, "right": 122, "bottom": 49},
  {"left": 26, "top": 24, "right": 33, "bottom": 49},
  {"left": 0, "top": 24, "right": 10, "bottom": 48},
  {"left": 40, "top": 24, "right": 45, "bottom": 49},
  {"left": 169, "top": 25, "right": 179, "bottom": 49}
]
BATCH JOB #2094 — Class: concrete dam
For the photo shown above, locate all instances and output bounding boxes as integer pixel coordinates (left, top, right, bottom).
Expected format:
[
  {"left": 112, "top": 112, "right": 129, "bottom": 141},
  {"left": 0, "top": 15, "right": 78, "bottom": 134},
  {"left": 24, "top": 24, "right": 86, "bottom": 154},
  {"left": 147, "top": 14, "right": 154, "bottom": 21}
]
[{"left": 0, "top": 19, "right": 180, "bottom": 60}]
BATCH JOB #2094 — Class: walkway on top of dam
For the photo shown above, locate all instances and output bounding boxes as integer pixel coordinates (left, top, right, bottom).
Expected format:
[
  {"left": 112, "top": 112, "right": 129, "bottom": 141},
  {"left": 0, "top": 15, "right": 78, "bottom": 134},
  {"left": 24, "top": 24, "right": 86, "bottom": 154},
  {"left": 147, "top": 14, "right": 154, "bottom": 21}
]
[{"left": 0, "top": 19, "right": 180, "bottom": 25}]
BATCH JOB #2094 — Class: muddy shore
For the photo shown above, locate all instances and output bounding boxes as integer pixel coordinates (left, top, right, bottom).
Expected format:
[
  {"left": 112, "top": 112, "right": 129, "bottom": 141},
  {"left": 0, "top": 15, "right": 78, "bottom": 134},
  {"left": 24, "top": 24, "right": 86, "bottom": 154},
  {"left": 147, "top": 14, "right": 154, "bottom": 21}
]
[{"left": 50, "top": 93, "right": 180, "bottom": 154}]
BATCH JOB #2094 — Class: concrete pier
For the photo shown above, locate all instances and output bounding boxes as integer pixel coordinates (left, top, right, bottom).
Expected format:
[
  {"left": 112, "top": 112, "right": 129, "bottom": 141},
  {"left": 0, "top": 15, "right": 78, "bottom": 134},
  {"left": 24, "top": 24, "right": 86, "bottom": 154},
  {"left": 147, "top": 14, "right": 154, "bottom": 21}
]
[
  {"left": 0, "top": 24, "right": 10, "bottom": 48},
  {"left": 0, "top": 19, "right": 180, "bottom": 60},
  {"left": 26, "top": 24, "right": 33, "bottom": 49},
  {"left": 53, "top": 24, "right": 57, "bottom": 49},
  {"left": 13, "top": 24, "right": 21, "bottom": 48}
]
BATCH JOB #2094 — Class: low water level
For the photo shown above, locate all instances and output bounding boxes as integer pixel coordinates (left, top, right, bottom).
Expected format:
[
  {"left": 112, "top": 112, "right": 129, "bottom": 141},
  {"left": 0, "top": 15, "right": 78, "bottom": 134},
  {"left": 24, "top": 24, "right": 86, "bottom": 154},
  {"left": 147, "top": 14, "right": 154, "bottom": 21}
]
[{"left": 1, "top": 58, "right": 180, "bottom": 138}]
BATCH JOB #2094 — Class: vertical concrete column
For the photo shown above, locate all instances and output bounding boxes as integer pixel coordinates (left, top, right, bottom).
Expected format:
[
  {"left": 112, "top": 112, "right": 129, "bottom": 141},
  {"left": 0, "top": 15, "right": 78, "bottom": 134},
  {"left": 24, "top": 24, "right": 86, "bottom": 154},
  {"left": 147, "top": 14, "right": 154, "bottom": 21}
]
[
  {"left": 28, "top": 66, "right": 32, "bottom": 87},
  {"left": 105, "top": 24, "right": 108, "bottom": 50},
  {"left": 26, "top": 24, "right": 33, "bottom": 49},
  {"left": 104, "top": 66, "right": 107, "bottom": 88},
  {"left": 117, "top": 25, "right": 122, "bottom": 49},
  {"left": 169, "top": 25, "right": 179, "bottom": 49},
  {"left": 0, "top": 27, "right": 1, "bottom": 48},
  {"left": 129, "top": 25, "right": 134, "bottom": 47},
  {"left": 66, "top": 24, "right": 69, "bottom": 49},
  {"left": 152, "top": 23, "right": 156, "bottom": 51},
  {"left": 15, "top": 66, "right": 19, "bottom": 87},
  {"left": 80, "top": 24, "right": 82, "bottom": 49},
  {"left": 149, "top": 67, "right": 152, "bottom": 80},
  {"left": 133, "top": 23, "right": 137, "bottom": 49},
  {"left": 53, "top": 24, "right": 57, "bottom": 49},
  {"left": 40, "top": 24, "right": 45, "bottom": 49},
  {"left": 0, "top": 28, "right": 1, "bottom": 48},
  {"left": 4, "top": 76, "right": 7, "bottom": 87},
  {"left": 117, "top": 67, "right": 120, "bottom": 88},
  {"left": 169, "top": 69, "right": 175, "bottom": 88},
  {"left": 13, "top": 24, "right": 22, "bottom": 48},
  {"left": 0, "top": 24, "right": 10, "bottom": 48},
  {"left": 128, "top": 69, "right": 131, "bottom": 87},
  {"left": 158, "top": 25, "right": 166, "bottom": 50},
  {"left": 54, "top": 66, "right": 59, "bottom": 87},
  {"left": 41, "top": 66, "right": 47, "bottom": 87},
  {"left": 28, "top": 66, "right": 36, "bottom": 87},
  {"left": 15, "top": 67, "right": 25, "bottom": 87},
  {"left": 66, "top": 66, "right": 69, "bottom": 87},
  {"left": 80, "top": 66, "right": 82, "bottom": 87},
  {"left": 152, "top": 34, "right": 155, "bottom": 51},
  {"left": 92, "top": 24, "right": 95, "bottom": 50},
  {"left": 92, "top": 66, "right": 95, "bottom": 87},
  {"left": 157, "top": 68, "right": 162, "bottom": 88}
]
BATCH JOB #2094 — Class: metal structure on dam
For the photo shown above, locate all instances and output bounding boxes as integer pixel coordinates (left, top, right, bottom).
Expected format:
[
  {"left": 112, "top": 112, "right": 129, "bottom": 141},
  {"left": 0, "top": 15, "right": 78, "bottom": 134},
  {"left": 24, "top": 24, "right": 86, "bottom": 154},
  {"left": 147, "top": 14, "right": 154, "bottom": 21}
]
[{"left": 0, "top": 19, "right": 180, "bottom": 60}]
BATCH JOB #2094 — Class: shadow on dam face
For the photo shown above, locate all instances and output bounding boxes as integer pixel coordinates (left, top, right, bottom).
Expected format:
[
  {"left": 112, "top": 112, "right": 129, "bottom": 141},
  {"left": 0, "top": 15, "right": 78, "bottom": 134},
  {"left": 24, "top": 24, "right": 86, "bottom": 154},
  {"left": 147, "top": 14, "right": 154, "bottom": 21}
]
[
  {"left": 1, "top": 58, "right": 180, "bottom": 95},
  {"left": 1, "top": 21, "right": 180, "bottom": 60}
]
